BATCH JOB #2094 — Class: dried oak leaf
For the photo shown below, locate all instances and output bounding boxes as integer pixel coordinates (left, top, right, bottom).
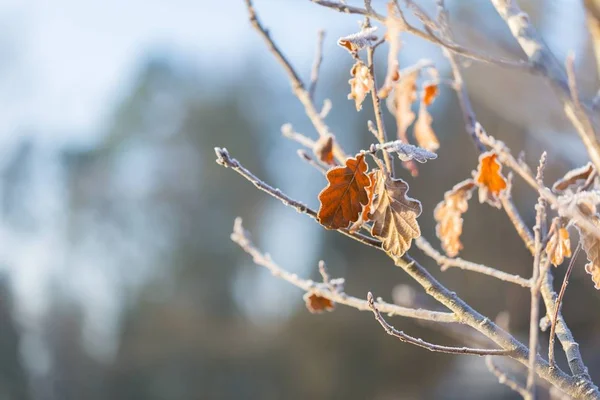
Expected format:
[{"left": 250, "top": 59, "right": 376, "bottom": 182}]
[
  {"left": 313, "top": 134, "right": 336, "bottom": 166},
  {"left": 379, "top": 3, "right": 402, "bottom": 99},
  {"left": 422, "top": 83, "right": 438, "bottom": 106},
  {"left": 434, "top": 179, "right": 476, "bottom": 257},
  {"left": 414, "top": 104, "right": 440, "bottom": 152},
  {"left": 348, "top": 62, "right": 373, "bottom": 111},
  {"left": 474, "top": 151, "right": 507, "bottom": 209},
  {"left": 370, "top": 170, "right": 422, "bottom": 258},
  {"left": 552, "top": 162, "right": 595, "bottom": 193},
  {"left": 337, "top": 27, "right": 378, "bottom": 54},
  {"left": 393, "top": 70, "right": 419, "bottom": 142},
  {"left": 579, "top": 217, "right": 600, "bottom": 289},
  {"left": 545, "top": 227, "right": 572, "bottom": 267},
  {"left": 304, "top": 292, "right": 335, "bottom": 313},
  {"left": 380, "top": 140, "right": 437, "bottom": 163},
  {"left": 361, "top": 171, "right": 377, "bottom": 222},
  {"left": 318, "top": 154, "right": 371, "bottom": 229}
]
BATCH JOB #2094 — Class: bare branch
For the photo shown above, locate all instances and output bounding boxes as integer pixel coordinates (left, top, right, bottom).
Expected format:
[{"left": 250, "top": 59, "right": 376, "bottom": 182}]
[
  {"left": 215, "top": 147, "right": 380, "bottom": 249},
  {"left": 489, "top": 0, "right": 600, "bottom": 172},
  {"left": 549, "top": 243, "right": 582, "bottom": 368},
  {"left": 584, "top": 0, "right": 600, "bottom": 81},
  {"left": 309, "top": 29, "right": 325, "bottom": 100},
  {"left": 245, "top": 0, "right": 347, "bottom": 162},
  {"left": 500, "top": 174, "right": 536, "bottom": 254},
  {"left": 367, "top": 292, "right": 512, "bottom": 356},
  {"left": 231, "top": 218, "right": 457, "bottom": 323},
  {"left": 526, "top": 153, "right": 548, "bottom": 399},
  {"left": 366, "top": 45, "right": 394, "bottom": 174},
  {"left": 486, "top": 356, "right": 529, "bottom": 398},
  {"left": 415, "top": 237, "right": 530, "bottom": 288}
]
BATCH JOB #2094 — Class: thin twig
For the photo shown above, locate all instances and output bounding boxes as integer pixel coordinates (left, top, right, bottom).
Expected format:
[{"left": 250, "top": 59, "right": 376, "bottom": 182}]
[
  {"left": 296, "top": 149, "right": 328, "bottom": 174},
  {"left": 486, "top": 356, "right": 529, "bottom": 398},
  {"left": 500, "top": 174, "right": 536, "bottom": 254},
  {"left": 489, "top": 0, "right": 600, "bottom": 172},
  {"left": 549, "top": 243, "right": 582, "bottom": 368},
  {"left": 526, "top": 153, "right": 548, "bottom": 399},
  {"left": 309, "top": 30, "right": 325, "bottom": 100},
  {"left": 312, "top": 0, "right": 530, "bottom": 71},
  {"left": 366, "top": 45, "right": 394, "bottom": 174},
  {"left": 415, "top": 237, "right": 530, "bottom": 288},
  {"left": 245, "top": 0, "right": 347, "bottom": 162},
  {"left": 215, "top": 147, "right": 380, "bottom": 248},
  {"left": 367, "top": 292, "right": 512, "bottom": 356},
  {"left": 231, "top": 218, "right": 457, "bottom": 322}
]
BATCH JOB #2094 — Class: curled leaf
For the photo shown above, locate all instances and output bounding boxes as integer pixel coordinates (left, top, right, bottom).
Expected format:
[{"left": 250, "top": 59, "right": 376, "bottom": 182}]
[
  {"left": 370, "top": 170, "right": 422, "bottom": 258},
  {"left": 552, "top": 162, "right": 595, "bottom": 193},
  {"left": 434, "top": 179, "right": 476, "bottom": 257},
  {"left": 379, "top": 3, "right": 402, "bottom": 99},
  {"left": 391, "top": 70, "right": 419, "bottom": 142},
  {"left": 546, "top": 227, "right": 572, "bottom": 267},
  {"left": 313, "top": 134, "right": 336, "bottom": 166},
  {"left": 318, "top": 154, "right": 371, "bottom": 229},
  {"left": 422, "top": 83, "right": 438, "bottom": 106},
  {"left": 414, "top": 104, "right": 439, "bottom": 152},
  {"left": 348, "top": 62, "right": 373, "bottom": 111},
  {"left": 474, "top": 151, "right": 507, "bottom": 209},
  {"left": 376, "top": 140, "right": 437, "bottom": 163},
  {"left": 303, "top": 292, "right": 335, "bottom": 313},
  {"left": 337, "top": 27, "right": 378, "bottom": 53},
  {"left": 578, "top": 217, "right": 600, "bottom": 289}
]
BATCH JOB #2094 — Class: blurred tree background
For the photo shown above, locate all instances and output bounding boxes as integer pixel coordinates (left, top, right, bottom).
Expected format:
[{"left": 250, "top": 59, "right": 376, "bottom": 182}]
[{"left": 0, "top": 1, "right": 600, "bottom": 399}]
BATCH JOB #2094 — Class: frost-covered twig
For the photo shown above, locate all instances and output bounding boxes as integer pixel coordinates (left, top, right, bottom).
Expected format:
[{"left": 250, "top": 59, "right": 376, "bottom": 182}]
[
  {"left": 231, "top": 218, "right": 456, "bottom": 322},
  {"left": 489, "top": 0, "right": 600, "bottom": 172},
  {"left": 415, "top": 237, "right": 530, "bottom": 287},
  {"left": 526, "top": 154, "right": 547, "bottom": 399},
  {"left": 486, "top": 356, "right": 529, "bottom": 398},
  {"left": 549, "top": 244, "right": 582, "bottom": 368},
  {"left": 215, "top": 147, "right": 379, "bottom": 248},
  {"left": 309, "top": 29, "right": 325, "bottom": 100},
  {"left": 245, "top": 0, "right": 347, "bottom": 162},
  {"left": 367, "top": 292, "right": 512, "bottom": 356},
  {"left": 366, "top": 44, "right": 393, "bottom": 174}
]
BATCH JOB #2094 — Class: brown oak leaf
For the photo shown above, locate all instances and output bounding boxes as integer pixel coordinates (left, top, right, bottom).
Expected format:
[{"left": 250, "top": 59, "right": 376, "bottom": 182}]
[
  {"left": 552, "top": 162, "right": 595, "bottom": 193},
  {"left": 546, "top": 227, "right": 572, "bottom": 267},
  {"left": 318, "top": 154, "right": 371, "bottom": 229},
  {"left": 422, "top": 83, "right": 438, "bottom": 106},
  {"left": 348, "top": 62, "right": 373, "bottom": 111},
  {"left": 475, "top": 151, "right": 507, "bottom": 208},
  {"left": 393, "top": 70, "right": 418, "bottom": 142},
  {"left": 303, "top": 292, "right": 335, "bottom": 313},
  {"left": 434, "top": 179, "right": 476, "bottom": 257},
  {"left": 361, "top": 171, "right": 377, "bottom": 222},
  {"left": 579, "top": 217, "right": 600, "bottom": 289},
  {"left": 414, "top": 104, "right": 440, "bottom": 152},
  {"left": 313, "top": 134, "right": 336, "bottom": 166},
  {"left": 370, "top": 170, "right": 422, "bottom": 258}
]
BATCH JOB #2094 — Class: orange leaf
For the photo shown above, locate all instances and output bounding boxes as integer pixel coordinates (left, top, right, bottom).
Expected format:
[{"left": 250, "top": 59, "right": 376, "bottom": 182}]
[
  {"left": 348, "top": 62, "right": 373, "bottom": 111},
  {"left": 414, "top": 104, "right": 440, "bottom": 152},
  {"left": 318, "top": 154, "right": 371, "bottom": 229},
  {"left": 370, "top": 170, "right": 422, "bottom": 258},
  {"left": 422, "top": 83, "right": 438, "bottom": 106},
  {"left": 303, "top": 292, "right": 335, "bottom": 313},
  {"left": 546, "top": 227, "right": 572, "bottom": 267},
  {"left": 475, "top": 151, "right": 507, "bottom": 208},
  {"left": 434, "top": 179, "right": 476, "bottom": 257},
  {"left": 313, "top": 134, "right": 336, "bottom": 166},
  {"left": 552, "top": 162, "right": 595, "bottom": 192}
]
